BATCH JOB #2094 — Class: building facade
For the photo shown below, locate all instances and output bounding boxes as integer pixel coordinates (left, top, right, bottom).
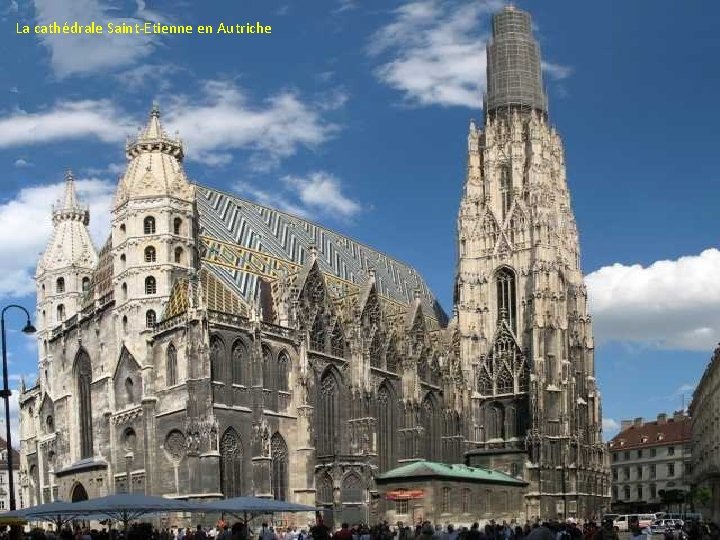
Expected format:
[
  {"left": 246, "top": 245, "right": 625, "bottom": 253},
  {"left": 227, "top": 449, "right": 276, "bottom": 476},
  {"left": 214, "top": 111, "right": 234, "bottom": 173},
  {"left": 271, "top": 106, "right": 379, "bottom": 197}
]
[
  {"left": 690, "top": 344, "right": 720, "bottom": 523},
  {"left": 457, "top": 6, "right": 608, "bottom": 520},
  {"left": 18, "top": 5, "right": 607, "bottom": 523},
  {"left": 608, "top": 412, "right": 692, "bottom": 513},
  {"left": 0, "top": 438, "right": 21, "bottom": 512}
]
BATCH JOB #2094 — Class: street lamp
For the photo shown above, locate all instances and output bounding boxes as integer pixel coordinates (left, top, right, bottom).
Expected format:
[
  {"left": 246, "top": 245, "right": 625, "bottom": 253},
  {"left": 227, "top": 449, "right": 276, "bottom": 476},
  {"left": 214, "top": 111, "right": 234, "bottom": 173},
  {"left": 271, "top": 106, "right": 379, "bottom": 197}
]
[{"left": 0, "top": 304, "right": 36, "bottom": 510}]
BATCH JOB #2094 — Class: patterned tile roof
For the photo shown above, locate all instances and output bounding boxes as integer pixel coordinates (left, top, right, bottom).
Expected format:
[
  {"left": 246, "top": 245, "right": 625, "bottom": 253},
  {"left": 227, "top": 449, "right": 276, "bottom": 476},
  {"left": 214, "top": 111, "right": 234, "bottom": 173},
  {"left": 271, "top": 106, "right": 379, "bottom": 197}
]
[
  {"left": 608, "top": 414, "right": 691, "bottom": 451},
  {"left": 375, "top": 460, "right": 526, "bottom": 485},
  {"left": 196, "top": 185, "right": 447, "bottom": 324}
]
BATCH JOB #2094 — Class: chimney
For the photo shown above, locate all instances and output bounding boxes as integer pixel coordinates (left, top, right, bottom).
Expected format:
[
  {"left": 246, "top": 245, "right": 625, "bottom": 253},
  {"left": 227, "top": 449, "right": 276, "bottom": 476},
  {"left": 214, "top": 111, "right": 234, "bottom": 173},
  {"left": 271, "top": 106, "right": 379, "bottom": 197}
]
[
  {"left": 634, "top": 417, "right": 643, "bottom": 427},
  {"left": 657, "top": 413, "right": 667, "bottom": 424},
  {"left": 621, "top": 420, "right": 633, "bottom": 431}
]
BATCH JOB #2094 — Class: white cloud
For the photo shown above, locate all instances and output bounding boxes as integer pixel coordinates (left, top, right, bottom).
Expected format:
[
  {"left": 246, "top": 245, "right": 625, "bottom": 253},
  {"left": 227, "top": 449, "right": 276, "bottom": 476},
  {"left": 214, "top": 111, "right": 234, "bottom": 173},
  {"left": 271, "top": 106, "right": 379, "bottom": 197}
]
[
  {"left": 369, "top": 0, "right": 501, "bottom": 108},
  {"left": 542, "top": 61, "right": 573, "bottom": 81},
  {"left": 602, "top": 418, "right": 620, "bottom": 439},
  {"left": 32, "top": 0, "right": 161, "bottom": 78},
  {"left": 116, "top": 63, "right": 182, "bottom": 92},
  {"left": 335, "top": 0, "right": 358, "bottom": 13},
  {"left": 586, "top": 248, "right": 720, "bottom": 351},
  {"left": 0, "top": 178, "right": 115, "bottom": 300},
  {"left": 283, "top": 172, "right": 361, "bottom": 219},
  {"left": 0, "top": 100, "right": 132, "bottom": 149},
  {"left": 235, "top": 171, "right": 363, "bottom": 222},
  {"left": 164, "top": 80, "right": 340, "bottom": 168},
  {"left": 13, "top": 158, "right": 32, "bottom": 168}
]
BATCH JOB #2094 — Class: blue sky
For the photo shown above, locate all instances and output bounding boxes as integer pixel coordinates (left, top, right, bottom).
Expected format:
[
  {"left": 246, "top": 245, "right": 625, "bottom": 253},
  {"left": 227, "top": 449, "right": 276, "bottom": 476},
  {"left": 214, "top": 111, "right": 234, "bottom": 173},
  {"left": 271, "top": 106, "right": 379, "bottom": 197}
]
[{"left": 0, "top": 0, "right": 718, "bottom": 442}]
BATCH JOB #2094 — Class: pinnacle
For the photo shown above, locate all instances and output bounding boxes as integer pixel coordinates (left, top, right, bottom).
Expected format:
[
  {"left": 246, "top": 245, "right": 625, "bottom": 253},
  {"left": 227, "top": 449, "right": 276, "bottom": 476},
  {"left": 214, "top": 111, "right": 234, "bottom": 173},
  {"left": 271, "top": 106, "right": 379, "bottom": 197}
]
[{"left": 62, "top": 169, "right": 78, "bottom": 209}]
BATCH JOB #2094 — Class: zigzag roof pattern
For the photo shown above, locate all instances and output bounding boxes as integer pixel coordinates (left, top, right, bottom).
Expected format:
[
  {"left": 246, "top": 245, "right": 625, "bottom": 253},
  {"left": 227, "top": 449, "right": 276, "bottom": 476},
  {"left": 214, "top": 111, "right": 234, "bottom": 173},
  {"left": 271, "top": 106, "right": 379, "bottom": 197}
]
[{"left": 196, "top": 185, "right": 447, "bottom": 324}]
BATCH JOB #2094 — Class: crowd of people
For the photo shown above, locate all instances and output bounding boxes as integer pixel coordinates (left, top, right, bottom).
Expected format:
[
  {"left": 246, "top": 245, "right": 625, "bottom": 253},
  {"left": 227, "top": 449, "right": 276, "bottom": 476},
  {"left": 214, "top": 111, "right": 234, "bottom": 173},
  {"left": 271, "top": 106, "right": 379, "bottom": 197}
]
[{"left": 3, "top": 515, "right": 720, "bottom": 540}]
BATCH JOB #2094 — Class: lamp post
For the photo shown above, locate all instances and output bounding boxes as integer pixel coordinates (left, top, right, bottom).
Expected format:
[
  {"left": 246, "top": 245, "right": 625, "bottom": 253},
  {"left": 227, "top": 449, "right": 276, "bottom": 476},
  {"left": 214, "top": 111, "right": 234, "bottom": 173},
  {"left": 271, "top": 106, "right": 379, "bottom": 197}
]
[{"left": 0, "top": 304, "right": 36, "bottom": 510}]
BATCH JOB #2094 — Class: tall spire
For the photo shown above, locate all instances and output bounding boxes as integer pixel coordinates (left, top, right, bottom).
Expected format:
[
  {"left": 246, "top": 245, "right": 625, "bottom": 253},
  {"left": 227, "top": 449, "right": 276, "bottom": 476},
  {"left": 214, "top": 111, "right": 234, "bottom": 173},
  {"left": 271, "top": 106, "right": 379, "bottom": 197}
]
[
  {"left": 484, "top": 5, "right": 548, "bottom": 115},
  {"left": 53, "top": 169, "right": 89, "bottom": 225}
]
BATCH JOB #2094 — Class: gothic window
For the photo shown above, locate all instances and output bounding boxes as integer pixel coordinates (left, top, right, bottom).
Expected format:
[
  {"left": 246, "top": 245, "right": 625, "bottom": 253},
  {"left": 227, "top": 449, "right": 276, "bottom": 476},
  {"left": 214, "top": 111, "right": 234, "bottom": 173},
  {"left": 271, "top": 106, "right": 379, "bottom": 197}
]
[
  {"left": 120, "top": 253, "right": 126, "bottom": 269},
  {"left": 310, "top": 315, "right": 325, "bottom": 352},
  {"left": 125, "top": 377, "right": 135, "bottom": 403},
  {"left": 231, "top": 341, "right": 247, "bottom": 386},
  {"left": 506, "top": 405, "right": 517, "bottom": 438},
  {"left": 145, "top": 276, "right": 156, "bottom": 295},
  {"left": 276, "top": 352, "right": 289, "bottom": 392},
  {"left": 56, "top": 304, "right": 65, "bottom": 322},
  {"left": 173, "top": 217, "right": 182, "bottom": 235},
  {"left": 220, "top": 428, "right": 243, "bottom": 497},
  {"left": 124, "top": 428, "right": 137, "bottom": 452},
  {"left": 421, "top": 396, "right": 436, "bottom": 461},
  {"left": 76, "top": 350, "right": 93, "bottom": 459},
  {"left": 318, "top": 373, "right": 338, "bottom": 456},
  {"left": 316, "top": 473, "right": 333, "bottom": 505},
  {"left": 478, "top": 370, "right": 492, "bottom": 395},
  {"left": 496, "top": 267, "right": 517, "bottom": 333},
  {"left": 144, "top": 246, "right": 156, "bottom": 262},
  {"left": 167, "top": 344, "right": 178, "bottom": 386},
  {"left": 165, "top": 430, "right": 186, "bottom": 461},
  {"left": 146, "top": 309, "right": 156, "bottom": 328},
  {"left": 518, "top": 365, "right": 529, "bottom": 392},
  {"left": 210, "top": 337, "right": 224, "bottom": 382},
  {"left": 330, "top": 323, "right": 345, "bottom": 358},
  {"left": 487, "top": 403, "right": 504, "bottom": 440},
  {"left": 174, "top": 247, "right": 183, "bottom": 264},
  {"left": 82, "top": 277, "right": 90, "bottom": 292},
  {"left": 46, "top": 415, "right": 54, "bottom": 433},
  {"left": 341, "top": 474, "right": 362, "bottom": 504},
  {"left": 377, "top": 385, "right": 396, "bottom": 472},
  {"left": 369, "top": 332, "right": 382, "bottom": 368},
  {"left": 500, "top": 165, "right": 512, "bottom": 219},
  {"left": 262, "top": 346, "right": 273, "bottom": 390},
  {"left": 385, "top": 337, "right": 397, "bottom": 373},
  {"left": 41, "top": 284, "right": 45, "bottom": 299},
  {"left": 56, "top": 277, "right": 65, "bottom": 293},
  {"left": 119, "top": 223, "right": 126, "bottom": 237},
  {"left": 143, "top": 216, "right": 156, "bottom": 234},
  {"left": 271, "top": 433, "right": 289, "bottom": 501},
  {"left": 122, "top": 316, "right": 128, "bottom": 334},
  {"left": 496, "top": 366, "right": 514, "bottom": 394}
]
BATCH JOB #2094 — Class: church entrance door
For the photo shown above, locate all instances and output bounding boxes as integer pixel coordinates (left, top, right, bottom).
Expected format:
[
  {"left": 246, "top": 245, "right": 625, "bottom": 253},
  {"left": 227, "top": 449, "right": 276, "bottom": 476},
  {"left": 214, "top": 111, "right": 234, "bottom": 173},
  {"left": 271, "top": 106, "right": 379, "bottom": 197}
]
[{"left": 71, "top": 482, "right": 89, "bottom": 502}]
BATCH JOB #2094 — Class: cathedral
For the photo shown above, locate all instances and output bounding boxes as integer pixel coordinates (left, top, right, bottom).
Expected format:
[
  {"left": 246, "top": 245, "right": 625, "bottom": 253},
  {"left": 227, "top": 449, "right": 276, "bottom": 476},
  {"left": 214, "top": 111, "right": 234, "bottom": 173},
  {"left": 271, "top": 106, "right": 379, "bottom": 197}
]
[{"left": 18, "top": 6, "right": 608, "bottom": 523}]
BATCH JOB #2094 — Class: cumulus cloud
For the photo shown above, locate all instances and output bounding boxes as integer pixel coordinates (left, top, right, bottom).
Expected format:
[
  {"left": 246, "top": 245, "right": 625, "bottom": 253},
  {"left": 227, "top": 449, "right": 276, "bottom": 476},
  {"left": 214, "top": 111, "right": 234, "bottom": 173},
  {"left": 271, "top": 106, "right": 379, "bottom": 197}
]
[
  {"left": 542, "top": 61, "right": 573, "bottom": 81},
  {"left": 586, "top": 248, "right": 720, "bottom": 351},
  {"left": 14, "top": 158, "right": 31, "bottom": 168},
  {"left": 164, "top": 80, "right": 340, "bottom": 168},
  {"left": 369, "top": 0, "right": 501, "bottom": 108},
  {"left": 32, "top": 0, "right": 161, "bottom": 78},
  {"left": 0, "top": 82, "right": 341, "bottom": 168},
  {"left": 603, "top": 418, "right": 620, "bottom": 438},
  {"left": 235, "top": 171, "right": 363, "bottom": 222},
  {"left": 0, "top": 177, "right": 115, "bottom": 300}
]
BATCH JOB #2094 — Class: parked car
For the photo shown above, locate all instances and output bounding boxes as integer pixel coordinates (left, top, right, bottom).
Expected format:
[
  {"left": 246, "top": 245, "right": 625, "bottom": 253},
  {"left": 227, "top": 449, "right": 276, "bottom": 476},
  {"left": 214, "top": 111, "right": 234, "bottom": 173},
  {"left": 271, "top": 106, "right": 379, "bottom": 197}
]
[{"left": 650, "top": 519, "right": 683, "bottom": 534}]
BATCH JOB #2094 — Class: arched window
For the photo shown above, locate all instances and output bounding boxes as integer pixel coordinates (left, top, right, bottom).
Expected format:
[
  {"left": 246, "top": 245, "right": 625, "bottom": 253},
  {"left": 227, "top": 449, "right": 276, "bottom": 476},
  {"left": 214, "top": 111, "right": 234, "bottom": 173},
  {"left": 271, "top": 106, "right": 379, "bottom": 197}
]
[
  {"left": 119, "top": 223, "right": 126, "bottom": 237},
  {"left": 341, "top": 473, "right": 363, "bottom": 504},
  {"left": 46, "top": 415, "right": 54, "bottom": 433},
  {"left": 500, "top": 165, "right": 512, "bottom": 219},
  {"left": 120, "top": 253, "right": 126, "bottom": 269},
  {"left": 478, "top": 370, "right": 492, "bottom": 395},
  {"left": 145, "top": 309, "right": 156, "bottom": 328},
  {"left": 144, "top": 246, "right": 156, "bottom": 262},
  {"left": 125, "top": 377, "right": 135, "bottom": 403},
  {"left": 330, "top": 322, "right": 345, "bottom": 357},
  {"left": 145, "top": 276, "right": 156, "bottom": 295},
  {"left": 385, "top": 337, "right": 397, "bottom": 373},
  {"left": 487, "top": 403, "right": 504, "bottom": 440},
  {"left": 271, "top": 433, "right": 289, "bottom": 501},
  {"left": 316, "top": 473, "right": 333, "bottom": 505},
  {"left": 421, "top": 396, "right": 437, "bottom": 460},
  {"left": 174, "top": 247, "right": 183, "bottom": 264},
  {"left": 377, "top": 385, "right": 396, "bottom": 472},
  {"left": 276, "top": 352, "right": 289, "bottom": 392},
  {"left": 81, "top": 277, "right": 90, "bottom": 292},
  {"left": 210, "top": 337, "right": 224, "bottom": 382},
  {"left": 310, "top": 315, "right": 325, "bottom": 352},
  {"left": 56, "top": 277, "right": 65, "bottom": 293},
  {"left": 369, "top": 332, "right": 382, "bottom": 368},
  {"left": 173, "top": 217, "right": 182, "bottom": 235},
  {"left": 143, "top": 216, "right": 156, "bottom": 234},
  {"left": 166, "top": 344, "right": 177, "bottom": 386},
  {"left": 496, "top": 267, "right": 517, "bottom": 333},
  {"left": 41, "top": 284, "right": 45, "bottom": 299},
  {"left": 231, "top": 341, "right": 246, "bottom": 386},
  {"left": 122, "top": 282, "right": 128, "bottom": 300},
  {"left": 123, "top": 427, "right": 137, "bottom": 452},
  {"left": 220, "top": 428, "right": 243, "bottom": 497},
  {"left": 122, "top": 316, "right": 128, "bottom": 334},
  {"left": 76, "top": 350, "right": 93, "bottom": 459},
  {"left": 56, "top": 304, "right": 65, "bottom": 322},
  {"left": 262, "top": 346, "right": 272, "bottom": 390},
  {"left": 496, "top": 366, "right": 514, "bottom": 394},
  {"left": 318, "top": 373, "right": 339, "bottom": 456}
]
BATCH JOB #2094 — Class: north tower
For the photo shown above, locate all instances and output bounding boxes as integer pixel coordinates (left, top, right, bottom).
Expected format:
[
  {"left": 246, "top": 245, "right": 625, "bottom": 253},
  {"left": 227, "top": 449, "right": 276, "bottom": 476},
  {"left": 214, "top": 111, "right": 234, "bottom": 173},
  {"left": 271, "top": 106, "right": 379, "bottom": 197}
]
[{"left": 455, "top": 6, "right": 609, "bottom": 519}]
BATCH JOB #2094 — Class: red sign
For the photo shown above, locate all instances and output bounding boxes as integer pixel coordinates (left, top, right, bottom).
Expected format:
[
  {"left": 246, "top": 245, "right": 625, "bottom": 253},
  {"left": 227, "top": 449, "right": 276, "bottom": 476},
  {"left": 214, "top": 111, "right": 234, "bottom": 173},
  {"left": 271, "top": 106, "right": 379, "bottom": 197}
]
[{"left": 385, "top": 489, "right": 424, "bottom": 500}]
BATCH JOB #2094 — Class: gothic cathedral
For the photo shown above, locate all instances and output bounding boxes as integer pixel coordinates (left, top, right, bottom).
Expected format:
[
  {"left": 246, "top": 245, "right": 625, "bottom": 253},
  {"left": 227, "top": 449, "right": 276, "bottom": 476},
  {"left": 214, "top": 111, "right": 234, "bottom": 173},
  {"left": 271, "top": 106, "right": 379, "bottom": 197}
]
[{"left": 18, "top": 5, "right": 608, "bottom": 523}]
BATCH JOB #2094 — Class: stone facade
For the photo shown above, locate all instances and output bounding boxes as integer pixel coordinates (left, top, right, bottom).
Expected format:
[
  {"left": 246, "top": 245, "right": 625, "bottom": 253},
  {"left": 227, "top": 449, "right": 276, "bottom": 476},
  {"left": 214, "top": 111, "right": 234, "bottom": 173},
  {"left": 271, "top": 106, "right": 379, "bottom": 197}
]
[
  {"left": 690, "top": 345, "right": 720, "bottom": 523},
  {"left": 18, "top": 5, "right": 608, "bottom": 523},
  {"left": 0, "top": 439, "right": 21, "bottom": 512},
  {"left": 457, "top": 5, "right": 608, "bottom": 520},
  {"left": 608, "top": 412, "right": 692, "bottom": 513}
]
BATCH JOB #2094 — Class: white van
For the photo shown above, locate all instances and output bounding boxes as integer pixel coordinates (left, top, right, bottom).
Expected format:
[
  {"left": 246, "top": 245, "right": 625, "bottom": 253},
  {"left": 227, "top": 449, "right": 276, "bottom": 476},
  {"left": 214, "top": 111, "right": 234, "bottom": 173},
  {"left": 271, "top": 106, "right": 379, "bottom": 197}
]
[{"left": 613, "top": 515, "right": 656, "bottom": 531}]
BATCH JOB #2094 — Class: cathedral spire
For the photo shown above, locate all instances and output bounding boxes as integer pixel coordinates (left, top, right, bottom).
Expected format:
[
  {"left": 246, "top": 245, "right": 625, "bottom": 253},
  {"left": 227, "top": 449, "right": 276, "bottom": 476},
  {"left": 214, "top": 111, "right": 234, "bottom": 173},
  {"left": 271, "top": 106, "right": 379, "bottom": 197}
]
[
  {"left": 485, "top": 5, "right": 547, "bottom": 115},
  {"left": 52, "top": 169, "right": 89, "bottom": 225}
]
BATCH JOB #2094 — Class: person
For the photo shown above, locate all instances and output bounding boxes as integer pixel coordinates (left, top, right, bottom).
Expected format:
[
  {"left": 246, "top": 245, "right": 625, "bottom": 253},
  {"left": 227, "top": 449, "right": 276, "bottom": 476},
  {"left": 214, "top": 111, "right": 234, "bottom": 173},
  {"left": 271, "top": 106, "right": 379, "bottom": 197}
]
[
  {"left": 467, "top": 524, "right": 482, "bottom": 540},
  {"left": 527, "top": 523, "right": 555, "bottom": 540},
  {"left": 628, "top": 517, "right": 648, "bottom": 540},
  {"left": 333, "top": 524, "right": 353, "bottom": 540}
]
